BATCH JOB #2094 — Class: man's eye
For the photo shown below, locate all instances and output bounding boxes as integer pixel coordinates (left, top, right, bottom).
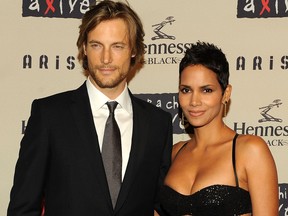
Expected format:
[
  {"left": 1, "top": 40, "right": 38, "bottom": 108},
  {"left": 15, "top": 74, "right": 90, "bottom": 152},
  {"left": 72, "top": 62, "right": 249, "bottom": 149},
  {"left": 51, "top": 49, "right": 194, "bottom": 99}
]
[
  {"left": 113, "top": 45, "right": 124, "bottom": 49},
  {"left": 91, "top": 43, "right": 101, "bottom": 48}
]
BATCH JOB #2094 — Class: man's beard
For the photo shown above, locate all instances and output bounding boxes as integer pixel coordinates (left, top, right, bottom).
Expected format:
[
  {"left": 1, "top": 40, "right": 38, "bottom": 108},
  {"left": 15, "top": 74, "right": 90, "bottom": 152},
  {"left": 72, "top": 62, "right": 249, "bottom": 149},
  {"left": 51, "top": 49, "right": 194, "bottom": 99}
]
[{"left": 88, "top": 65, "right": 127, "bottom": 89}]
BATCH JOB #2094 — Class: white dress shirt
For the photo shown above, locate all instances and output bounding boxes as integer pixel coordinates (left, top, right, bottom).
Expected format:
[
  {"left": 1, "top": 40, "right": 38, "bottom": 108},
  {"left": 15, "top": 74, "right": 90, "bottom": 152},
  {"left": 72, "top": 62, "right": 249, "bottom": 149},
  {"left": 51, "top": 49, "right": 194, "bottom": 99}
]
[{"left": 86, "top": 77, "right": 133, "bottom": 180}]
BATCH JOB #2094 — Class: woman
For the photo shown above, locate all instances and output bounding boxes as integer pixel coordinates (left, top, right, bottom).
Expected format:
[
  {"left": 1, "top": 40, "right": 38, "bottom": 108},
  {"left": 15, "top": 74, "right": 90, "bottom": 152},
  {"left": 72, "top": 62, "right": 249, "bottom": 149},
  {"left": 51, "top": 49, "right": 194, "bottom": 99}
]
[{"left": 157, "top": 42, "right": 278, "bottom": 216}]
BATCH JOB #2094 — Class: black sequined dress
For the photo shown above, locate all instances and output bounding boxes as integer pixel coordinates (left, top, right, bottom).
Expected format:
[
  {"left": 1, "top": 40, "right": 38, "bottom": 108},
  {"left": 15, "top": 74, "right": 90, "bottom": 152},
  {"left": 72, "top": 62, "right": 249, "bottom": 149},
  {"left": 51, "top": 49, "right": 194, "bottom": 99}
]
[{"left": 159, "top": 134, "right": 252, "bottom": 216}]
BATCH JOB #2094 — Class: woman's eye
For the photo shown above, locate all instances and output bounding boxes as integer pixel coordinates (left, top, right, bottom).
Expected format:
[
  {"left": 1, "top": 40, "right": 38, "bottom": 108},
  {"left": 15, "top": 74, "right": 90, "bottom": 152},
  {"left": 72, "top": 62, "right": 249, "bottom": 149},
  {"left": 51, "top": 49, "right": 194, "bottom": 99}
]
[
  {"left": 180, "top": 87, "right": 190, "bottom": 93},
  {"left": 203, "top": 88, "right": 213, "bottom": 93}
]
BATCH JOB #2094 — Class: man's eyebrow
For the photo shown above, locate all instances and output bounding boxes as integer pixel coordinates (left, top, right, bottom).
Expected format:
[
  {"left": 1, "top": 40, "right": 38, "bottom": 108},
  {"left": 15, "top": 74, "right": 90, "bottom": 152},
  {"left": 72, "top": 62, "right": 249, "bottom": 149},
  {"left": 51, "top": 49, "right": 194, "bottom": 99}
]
[
  {"left": 88, "top": 40, "right": 100, "bottom": 44},
  {"left": 87, "top": 40, "right": 127, "bottom": 46}
]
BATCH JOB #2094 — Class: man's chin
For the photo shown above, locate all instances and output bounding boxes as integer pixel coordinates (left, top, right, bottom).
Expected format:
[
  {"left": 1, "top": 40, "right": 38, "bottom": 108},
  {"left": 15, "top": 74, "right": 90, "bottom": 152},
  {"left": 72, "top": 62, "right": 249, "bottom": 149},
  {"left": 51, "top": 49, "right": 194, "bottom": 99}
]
[{"left": 95, "top": 79, "right": 122, "bottom": 89}]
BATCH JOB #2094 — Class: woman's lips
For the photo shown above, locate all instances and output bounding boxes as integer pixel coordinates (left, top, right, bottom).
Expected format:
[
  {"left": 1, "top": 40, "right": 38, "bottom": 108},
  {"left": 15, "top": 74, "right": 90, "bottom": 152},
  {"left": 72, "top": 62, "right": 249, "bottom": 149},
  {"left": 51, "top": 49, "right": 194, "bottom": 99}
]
[{"left": 188, "top": 110, "right": 205, "bottom": 117}]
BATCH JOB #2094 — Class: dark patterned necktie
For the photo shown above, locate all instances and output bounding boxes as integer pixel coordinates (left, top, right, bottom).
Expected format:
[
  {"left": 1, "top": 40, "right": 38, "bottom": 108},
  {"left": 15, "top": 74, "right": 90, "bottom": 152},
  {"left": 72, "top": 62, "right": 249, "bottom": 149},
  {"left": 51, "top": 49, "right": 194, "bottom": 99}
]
[{"left": 102, "top": 101, "right": 122, "bottom": 208}]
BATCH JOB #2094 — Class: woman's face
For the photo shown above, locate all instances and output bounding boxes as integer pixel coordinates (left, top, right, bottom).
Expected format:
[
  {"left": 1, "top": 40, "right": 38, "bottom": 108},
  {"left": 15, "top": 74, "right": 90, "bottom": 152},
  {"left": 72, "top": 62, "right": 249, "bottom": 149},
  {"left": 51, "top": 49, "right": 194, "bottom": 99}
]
[{"left": 179, "top": 64, "right": 229, "bottom": 128}]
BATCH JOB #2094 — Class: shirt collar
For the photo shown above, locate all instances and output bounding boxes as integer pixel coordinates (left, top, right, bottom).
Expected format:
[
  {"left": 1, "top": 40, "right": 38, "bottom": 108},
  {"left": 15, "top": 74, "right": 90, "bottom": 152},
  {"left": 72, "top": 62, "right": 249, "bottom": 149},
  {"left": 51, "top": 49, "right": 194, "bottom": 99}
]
[{"left": 86, "top": 76, "right": 132, "bottom": 114}]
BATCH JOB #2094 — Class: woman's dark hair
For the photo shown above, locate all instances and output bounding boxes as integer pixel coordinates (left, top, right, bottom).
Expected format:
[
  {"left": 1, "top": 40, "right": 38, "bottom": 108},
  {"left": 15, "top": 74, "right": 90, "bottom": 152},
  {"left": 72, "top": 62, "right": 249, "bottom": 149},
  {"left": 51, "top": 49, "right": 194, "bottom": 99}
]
[{"left": 179, "top": 41, "right": 229, "bottom": 92}]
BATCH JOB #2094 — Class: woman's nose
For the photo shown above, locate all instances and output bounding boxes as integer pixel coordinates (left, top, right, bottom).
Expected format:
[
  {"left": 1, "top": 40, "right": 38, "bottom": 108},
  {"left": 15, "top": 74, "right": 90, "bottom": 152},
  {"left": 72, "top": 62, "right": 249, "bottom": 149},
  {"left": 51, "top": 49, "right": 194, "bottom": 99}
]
[{"left": 189, "top": 92, "right": 201, "bottom": 106}]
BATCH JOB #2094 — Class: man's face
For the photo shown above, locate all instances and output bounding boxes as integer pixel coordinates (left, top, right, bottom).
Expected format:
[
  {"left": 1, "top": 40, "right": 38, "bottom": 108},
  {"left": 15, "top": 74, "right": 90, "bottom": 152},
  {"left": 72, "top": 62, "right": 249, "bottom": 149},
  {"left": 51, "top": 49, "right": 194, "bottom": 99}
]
[{"left": 84, "top": 18, "right": 133, "bottom": 95}]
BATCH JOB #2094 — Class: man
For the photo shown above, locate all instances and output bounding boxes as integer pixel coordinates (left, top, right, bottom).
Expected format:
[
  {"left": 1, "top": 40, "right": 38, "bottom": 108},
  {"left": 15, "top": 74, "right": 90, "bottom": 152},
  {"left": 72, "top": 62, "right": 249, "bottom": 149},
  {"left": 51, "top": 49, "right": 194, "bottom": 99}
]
[{"left": 8, "top": 1, "right": 172, "bottom": 215}]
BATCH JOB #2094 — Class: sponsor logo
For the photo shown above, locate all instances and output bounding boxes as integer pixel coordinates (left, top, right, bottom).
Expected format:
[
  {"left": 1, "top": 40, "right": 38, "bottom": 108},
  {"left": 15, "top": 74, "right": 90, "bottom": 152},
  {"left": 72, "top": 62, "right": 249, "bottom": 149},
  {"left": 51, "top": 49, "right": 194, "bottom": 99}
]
[
  {"left": 151, "top": 16, "right": 176, "bottom": 41},
  {"left": 22, "top": 0, "right": 97, "bottom": 18},
  {"left": 259, "top": 99, "right": 283, "bottom": 123},
  {"left": 279, "top": 183, "right": 288, "bottom": 215},
  {"left": 135, "top": 93, "right": 184, "bottom": 134},
  {"left": 22, "top": 54, "right": 76, "bottom": 70},
  {"left": 233, "top": 98, "right": 288, "bottom": 147},
  {"left": 22, "top": 52, "right": 288, "bottom": 71},
  {"left": 237, "top": 0, "right": 288, "bottom": 18},
  {"left": 236, "top": 55, "right": 288, "bottom": 71},
  {"left": 144, "top": 16, "right": 192, "bottom": 65}
]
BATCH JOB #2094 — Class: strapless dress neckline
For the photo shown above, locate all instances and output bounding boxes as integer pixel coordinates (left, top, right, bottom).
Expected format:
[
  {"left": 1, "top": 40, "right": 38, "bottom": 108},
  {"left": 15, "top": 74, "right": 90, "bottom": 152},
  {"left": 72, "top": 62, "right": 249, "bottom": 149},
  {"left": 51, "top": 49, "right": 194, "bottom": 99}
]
[{"left": 160, "top": 184, "right": 252, "bottom": 216}]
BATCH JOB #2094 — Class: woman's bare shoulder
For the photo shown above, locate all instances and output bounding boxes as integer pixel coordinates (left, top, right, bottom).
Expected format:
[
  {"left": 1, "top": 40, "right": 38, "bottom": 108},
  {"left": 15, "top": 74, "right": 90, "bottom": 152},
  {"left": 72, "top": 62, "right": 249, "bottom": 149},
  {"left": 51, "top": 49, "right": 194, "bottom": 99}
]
[
  {"left": 236, "top": 134, "right": 273, "bottom": 164},
  {"left": 236, "top": 135, "right": 278, "bottom": 215},
  {"left": 171, "top": 140, "right": 189, "bottom": 161},
  {"left": 237, "top": 134, "right": 268, "bottom": 151}
]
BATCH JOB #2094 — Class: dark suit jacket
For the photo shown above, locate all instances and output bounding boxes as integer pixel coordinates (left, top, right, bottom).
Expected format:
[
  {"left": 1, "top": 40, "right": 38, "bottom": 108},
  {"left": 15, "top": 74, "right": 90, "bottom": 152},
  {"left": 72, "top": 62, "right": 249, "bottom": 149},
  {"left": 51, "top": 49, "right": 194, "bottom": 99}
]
[{"left": 8, "top": 82, "right": 172, "bottom": 216}]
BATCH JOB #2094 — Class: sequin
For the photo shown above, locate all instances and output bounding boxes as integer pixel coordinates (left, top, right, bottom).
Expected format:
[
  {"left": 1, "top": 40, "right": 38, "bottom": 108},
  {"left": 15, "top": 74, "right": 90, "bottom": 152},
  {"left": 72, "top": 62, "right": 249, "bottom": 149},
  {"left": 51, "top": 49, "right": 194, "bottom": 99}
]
[
  {"left": 159, "top": 134, "right": 252, "bottom": 216},
  {"left": 160, "top": 184, "right": 252, "bottom": 216}
]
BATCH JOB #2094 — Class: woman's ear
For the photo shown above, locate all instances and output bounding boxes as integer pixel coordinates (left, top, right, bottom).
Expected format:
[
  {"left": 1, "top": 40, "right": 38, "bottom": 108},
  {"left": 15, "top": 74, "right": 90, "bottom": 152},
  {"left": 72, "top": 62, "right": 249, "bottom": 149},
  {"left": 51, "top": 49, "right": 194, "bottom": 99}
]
[{"left": 222, "top": 84, "right": 232, "bottom": 104}]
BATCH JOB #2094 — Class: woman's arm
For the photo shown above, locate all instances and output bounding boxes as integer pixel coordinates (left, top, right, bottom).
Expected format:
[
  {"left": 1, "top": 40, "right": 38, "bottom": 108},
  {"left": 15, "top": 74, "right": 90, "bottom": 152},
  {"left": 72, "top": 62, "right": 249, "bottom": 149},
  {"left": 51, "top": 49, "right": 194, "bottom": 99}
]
[{"left": 244, "top": 135, "right": 278, "bottom": 216}]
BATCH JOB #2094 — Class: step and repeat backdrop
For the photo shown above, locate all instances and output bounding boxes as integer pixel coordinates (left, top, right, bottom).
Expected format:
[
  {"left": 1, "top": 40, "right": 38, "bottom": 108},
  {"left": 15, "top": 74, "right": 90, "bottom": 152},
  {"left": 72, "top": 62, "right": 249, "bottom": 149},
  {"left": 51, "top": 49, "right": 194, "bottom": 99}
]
[{"left": 0, "top": 0, "right": 287, "bottom": 215}]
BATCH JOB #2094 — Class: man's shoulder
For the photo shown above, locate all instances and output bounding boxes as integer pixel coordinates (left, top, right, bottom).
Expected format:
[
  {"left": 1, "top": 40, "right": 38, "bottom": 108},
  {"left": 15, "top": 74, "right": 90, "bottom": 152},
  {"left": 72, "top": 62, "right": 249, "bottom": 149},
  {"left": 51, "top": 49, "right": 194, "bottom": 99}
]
[{"left": 33, "top": 82, "right": 87, "bottom": 107}]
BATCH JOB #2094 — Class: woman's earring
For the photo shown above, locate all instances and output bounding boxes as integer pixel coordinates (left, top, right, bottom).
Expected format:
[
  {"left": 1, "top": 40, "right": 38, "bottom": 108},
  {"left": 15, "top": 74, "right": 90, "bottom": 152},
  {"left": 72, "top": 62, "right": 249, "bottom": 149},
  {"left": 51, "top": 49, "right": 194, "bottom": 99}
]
[
  {"left": 181, "top": 112, "right": 185, "bottom": 125},
  {"left": 223, "top": 101, "right": 228, "bottom": 117}
]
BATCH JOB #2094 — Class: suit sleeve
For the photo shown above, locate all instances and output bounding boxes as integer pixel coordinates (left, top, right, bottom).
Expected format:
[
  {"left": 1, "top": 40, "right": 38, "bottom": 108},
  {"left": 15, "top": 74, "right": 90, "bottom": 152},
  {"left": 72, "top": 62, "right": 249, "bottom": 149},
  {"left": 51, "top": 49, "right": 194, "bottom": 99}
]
[
  {"left": 8, "top": 100, "right": 49, "bottom": 216},
  {"left": 154, "top": 112, "right": 173, "bottom": 214}
]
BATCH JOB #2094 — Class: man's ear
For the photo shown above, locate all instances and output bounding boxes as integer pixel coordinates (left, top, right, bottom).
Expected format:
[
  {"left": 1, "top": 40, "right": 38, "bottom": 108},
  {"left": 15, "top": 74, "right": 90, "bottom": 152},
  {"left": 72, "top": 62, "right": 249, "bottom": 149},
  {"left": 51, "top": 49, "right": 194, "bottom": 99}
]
[{"left": 83, "top": 44, "right": 87, "bottom": 55}]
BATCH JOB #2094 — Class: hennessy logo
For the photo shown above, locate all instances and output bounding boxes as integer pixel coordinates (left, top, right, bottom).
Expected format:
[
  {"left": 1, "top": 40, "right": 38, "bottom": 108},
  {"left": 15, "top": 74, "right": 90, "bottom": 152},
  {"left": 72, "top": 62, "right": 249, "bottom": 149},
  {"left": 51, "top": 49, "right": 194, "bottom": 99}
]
[
  {"left": 258, "top": 99, "right": 283, "bottom": 123},
  {"left": 151, "top": 16, "right": 176, "bottom": 40}
]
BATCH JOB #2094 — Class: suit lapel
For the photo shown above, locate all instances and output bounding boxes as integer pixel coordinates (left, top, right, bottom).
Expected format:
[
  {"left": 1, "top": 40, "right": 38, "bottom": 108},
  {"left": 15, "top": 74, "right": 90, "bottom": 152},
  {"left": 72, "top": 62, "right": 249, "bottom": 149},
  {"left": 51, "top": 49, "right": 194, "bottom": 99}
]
[
  {"left": 70, "top": 85, "right": 151, "bottom": 212},
  {"left": 114, "top": 95, "right": 150, "bottom": 212},
  {"left": 69, "top": 82, "right": 112, "bottom": 209}
]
